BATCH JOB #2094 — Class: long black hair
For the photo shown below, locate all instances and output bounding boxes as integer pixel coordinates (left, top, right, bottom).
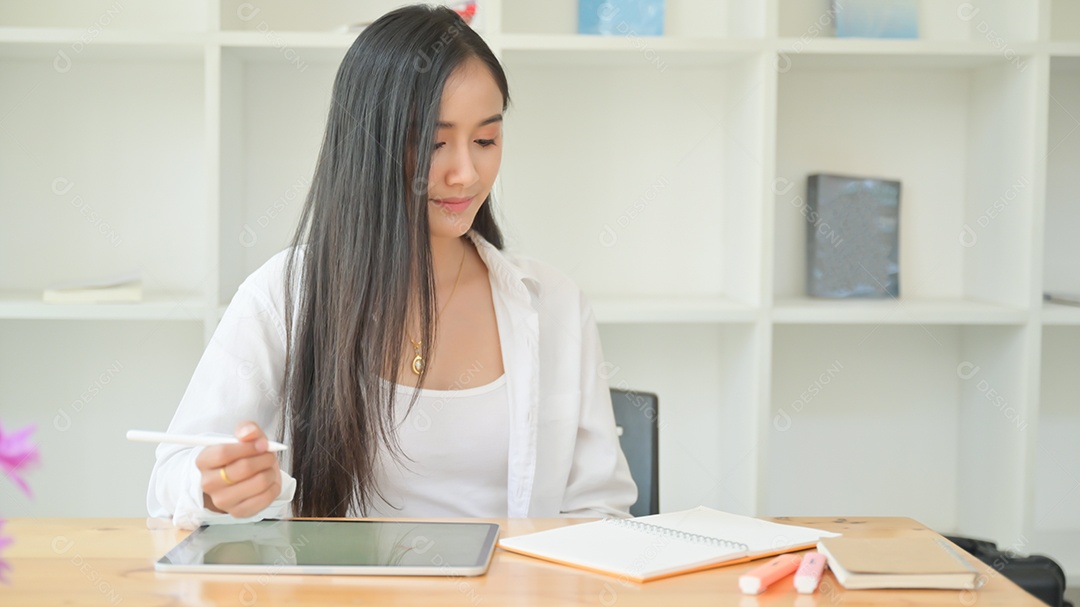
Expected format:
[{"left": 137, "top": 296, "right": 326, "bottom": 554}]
[{"left": 282, "top": 4, "right": 510, "bottom": 517}]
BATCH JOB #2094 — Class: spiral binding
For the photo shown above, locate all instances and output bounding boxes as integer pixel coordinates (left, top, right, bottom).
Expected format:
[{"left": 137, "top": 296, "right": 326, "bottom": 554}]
[{"left": 604, "top": 518, "right": 750, "bottom": 552}]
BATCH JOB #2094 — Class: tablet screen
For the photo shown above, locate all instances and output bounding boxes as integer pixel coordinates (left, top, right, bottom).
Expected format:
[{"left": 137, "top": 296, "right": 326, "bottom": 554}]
[{"left": 157, "top": 519, "right": 500, "bottom": 575}]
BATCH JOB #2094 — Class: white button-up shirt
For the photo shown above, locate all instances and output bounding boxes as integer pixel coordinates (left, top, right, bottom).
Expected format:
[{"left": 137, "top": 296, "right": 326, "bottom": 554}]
[{"left": 147, "top": 230, "right": 637, "bottom": 529}]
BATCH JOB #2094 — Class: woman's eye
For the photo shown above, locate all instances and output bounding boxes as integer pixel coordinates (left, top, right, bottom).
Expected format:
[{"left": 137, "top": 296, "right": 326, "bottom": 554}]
[{"left": 432, "top": 139, "right": 497, "bottom": 151}]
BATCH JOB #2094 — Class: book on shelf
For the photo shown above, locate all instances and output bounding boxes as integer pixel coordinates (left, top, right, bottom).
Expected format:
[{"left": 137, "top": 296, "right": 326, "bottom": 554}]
[
  {"left": 833, "top": 0, "right": 919, "bottom": 39},
  {"left": 42, "top": 270, "right": 142, "bottom": 304},
  {"left": 497, "top": 506, "right": 839, "bottom": 582},
  {"left": 579, "top": 0, "right": 664, "bottom": 36},
  {"left": 806, "top": 173, "right": 901, "bottom": 299},
  {"left": 817, "top": 537, "right": 980, "bottom": 590}
]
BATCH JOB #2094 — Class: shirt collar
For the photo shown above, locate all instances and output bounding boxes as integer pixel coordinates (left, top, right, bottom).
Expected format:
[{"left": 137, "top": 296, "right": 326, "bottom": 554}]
[{"left": 465, "top": 230, "right": 543, "bottom": 299}]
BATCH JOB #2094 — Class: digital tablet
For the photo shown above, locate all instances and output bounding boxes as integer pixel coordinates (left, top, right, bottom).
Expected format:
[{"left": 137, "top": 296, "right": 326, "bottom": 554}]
[{"left": 156, "top": 519, "right": 500, "bottom": 576}]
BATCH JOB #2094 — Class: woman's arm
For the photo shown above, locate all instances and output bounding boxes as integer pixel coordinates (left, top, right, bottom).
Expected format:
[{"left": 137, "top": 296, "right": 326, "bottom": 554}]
[
  {"left": 147, "top": 255, "right": 297, "bottom": 529},
  {"left": 560, "top": 291, "right": 638, "bottom": 518}
]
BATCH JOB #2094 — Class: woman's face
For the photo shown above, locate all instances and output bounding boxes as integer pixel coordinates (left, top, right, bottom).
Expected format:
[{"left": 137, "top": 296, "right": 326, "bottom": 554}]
[{"left": 426, "top": 57, "right": 504, "bottom": 239}]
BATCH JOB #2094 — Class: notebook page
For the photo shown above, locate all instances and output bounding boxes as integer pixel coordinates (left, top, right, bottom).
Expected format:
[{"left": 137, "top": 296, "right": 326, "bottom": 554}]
[
  {"left": 498, "top": 518, "right": 746, "bottom": 579},
  {"left": 634, "top": 507, "right": 840, "bottom": 554}
]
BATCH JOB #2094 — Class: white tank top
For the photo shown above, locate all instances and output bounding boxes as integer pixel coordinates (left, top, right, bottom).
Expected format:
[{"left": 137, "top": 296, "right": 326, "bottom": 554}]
[{"left": 367, "top": 374, "right": 510, "bottom": 517}]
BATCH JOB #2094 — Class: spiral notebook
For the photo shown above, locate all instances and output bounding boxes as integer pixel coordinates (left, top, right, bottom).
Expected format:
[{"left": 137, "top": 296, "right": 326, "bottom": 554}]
[{"left": 498, "top": 506, "right": 840, "bottom": 582}]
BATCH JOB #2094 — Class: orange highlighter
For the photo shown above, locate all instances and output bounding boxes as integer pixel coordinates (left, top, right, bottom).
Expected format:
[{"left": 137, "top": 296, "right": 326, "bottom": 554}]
[{"left": 739, "top": 554, "right": 803, "bottom": 595}]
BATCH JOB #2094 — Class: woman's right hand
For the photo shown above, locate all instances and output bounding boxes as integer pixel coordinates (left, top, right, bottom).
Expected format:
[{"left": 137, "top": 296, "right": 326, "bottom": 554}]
[{"left": 195, "top": 421, "right": 283, "bottom": 518}]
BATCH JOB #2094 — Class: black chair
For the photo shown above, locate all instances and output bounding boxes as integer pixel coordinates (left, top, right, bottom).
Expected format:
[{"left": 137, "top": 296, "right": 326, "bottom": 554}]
[{"left": 609, "top": 388, "right": 659, "bottom": 517}]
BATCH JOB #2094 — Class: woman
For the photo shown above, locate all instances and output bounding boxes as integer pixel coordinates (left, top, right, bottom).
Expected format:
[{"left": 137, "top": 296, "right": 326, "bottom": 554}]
[{"left": 147, "top": 4, "right": 635, "bottom": 529}]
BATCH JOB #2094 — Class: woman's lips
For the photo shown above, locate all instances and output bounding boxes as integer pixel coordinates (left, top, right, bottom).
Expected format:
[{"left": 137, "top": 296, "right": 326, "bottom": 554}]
[{"left": 432, "top": 196, "right": 473, "bottom": 212}]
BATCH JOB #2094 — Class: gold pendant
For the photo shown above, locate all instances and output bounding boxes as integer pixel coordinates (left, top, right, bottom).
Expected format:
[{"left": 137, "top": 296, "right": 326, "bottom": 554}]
[{"left": 409, "top": 337, "right": 424, "bottom": 375}]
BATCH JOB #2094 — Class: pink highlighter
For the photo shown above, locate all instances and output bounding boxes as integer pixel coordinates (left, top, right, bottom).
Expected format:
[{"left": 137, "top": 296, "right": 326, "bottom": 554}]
[
  {"left": 794, "top": 552, "right": 828, "bottom": 594},
  {"left": 738, "top": 554, "right": 803, "bottom": 595}
]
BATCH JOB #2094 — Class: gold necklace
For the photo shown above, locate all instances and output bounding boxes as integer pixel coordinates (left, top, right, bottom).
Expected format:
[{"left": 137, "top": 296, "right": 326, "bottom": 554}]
[{"left": 409, "top": 243, "right": 466, "bottom": 375}]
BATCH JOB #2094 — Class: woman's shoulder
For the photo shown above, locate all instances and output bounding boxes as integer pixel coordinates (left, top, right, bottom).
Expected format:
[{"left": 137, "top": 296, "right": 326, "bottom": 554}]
[{"left": 235, "top": 245, "right": 307, "bottom": 314}]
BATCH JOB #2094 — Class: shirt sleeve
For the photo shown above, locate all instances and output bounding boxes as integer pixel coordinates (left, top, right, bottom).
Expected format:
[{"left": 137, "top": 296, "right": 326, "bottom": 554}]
[
  {"left": 146, "top": 267, "right": 296, "bottom": 529},
  {"left": 560, "top": 291, "right": 638, "bottom": 519}
]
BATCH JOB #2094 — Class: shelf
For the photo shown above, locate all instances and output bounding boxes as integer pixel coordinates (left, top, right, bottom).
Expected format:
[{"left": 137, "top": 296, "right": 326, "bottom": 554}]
[
  {"left": 499, "top": 33, "right": 762, "bottom": 52},
  {"left": 0, "top": 0, "right": 206, "bottom": 32},
  {"left": 778, "top": 0, "right": 1039, "bottom": 45},
  {"left": 773, "top": 58, "right": 1037, "bottom": 309},
  {"left": 217, "top": 31, "right": 355, "bottom": 64},
  {"left": 772, "top": 298, "right": 1027, "bottom": 325},
  {"left": 501, "top": 0, "right": 763, "bottom": 38},
  {"left": 0, "top": 28, "right": 204, "bottom": 59},
  {"left": 218, "top": 0, "right": 405, "bottom": 35},
  {"left": 0, "top": 292, "right": 206, "bottom": 320},
  {"left": 498, "top": 34, "right": 760, "bottom": 66},
  {"left": 1049, "top": 42, "right": 1080, "bottom": 58},
  {"left": 775, "top": 38, "right": 1037, "bottom": 70},
  {"left": 1042, "top": 303, "right": 1080, "bottom": 325},
  {"left": 591, "top": 296, "right": 756, "bottom": 323}
]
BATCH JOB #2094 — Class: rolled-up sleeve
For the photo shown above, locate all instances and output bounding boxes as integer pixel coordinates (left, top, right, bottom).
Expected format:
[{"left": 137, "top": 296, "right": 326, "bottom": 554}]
[{"left": 147, "top": 253, "right": 297, "bottom": 529}]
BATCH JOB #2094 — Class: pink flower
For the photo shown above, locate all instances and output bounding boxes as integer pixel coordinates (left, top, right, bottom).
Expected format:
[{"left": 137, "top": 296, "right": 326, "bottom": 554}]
[{"left": 0, "top": 423, "right": 38, "bottom": 498}]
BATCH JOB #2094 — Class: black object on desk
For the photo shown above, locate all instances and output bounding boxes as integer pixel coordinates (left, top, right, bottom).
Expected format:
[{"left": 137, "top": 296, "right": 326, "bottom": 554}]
[{"left": 946, "top": 535, "right": 1072, "bottom": 607}]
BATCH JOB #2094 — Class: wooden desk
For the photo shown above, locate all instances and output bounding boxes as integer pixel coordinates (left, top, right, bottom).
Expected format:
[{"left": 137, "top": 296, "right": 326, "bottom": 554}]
[{"left": 2, "top": 516, "right": 1045, "bottom": 606}]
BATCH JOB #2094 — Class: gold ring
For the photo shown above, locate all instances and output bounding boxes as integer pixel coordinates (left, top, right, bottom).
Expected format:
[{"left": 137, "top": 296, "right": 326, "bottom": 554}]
[{"left": 219, "top": 466, "right": 235, "bottom": 485}]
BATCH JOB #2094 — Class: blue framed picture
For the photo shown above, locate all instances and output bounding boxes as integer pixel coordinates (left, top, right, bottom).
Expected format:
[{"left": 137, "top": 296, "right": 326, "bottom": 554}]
[
  {"left": 578, "top": 0, "right": 664, "bottom": 36},
  {"left": 834, "top": 0, "right": 919, "bottom": 39}
]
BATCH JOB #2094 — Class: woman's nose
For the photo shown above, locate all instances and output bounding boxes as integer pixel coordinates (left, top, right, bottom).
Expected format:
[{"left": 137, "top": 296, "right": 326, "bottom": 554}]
[{"left": 444, "top": 144, "right": 479, "bottom": 188}]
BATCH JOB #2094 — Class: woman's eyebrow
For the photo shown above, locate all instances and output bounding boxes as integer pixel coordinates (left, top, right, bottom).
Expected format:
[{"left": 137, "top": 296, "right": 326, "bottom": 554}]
[{"left": 436, "top": 114, "right": 503, "bottom": 129}]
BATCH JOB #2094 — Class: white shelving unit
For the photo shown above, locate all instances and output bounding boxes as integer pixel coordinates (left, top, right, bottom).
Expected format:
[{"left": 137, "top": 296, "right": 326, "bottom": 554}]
[{"left": 2, "top": 0, "right": 1080, "bottom": 585}]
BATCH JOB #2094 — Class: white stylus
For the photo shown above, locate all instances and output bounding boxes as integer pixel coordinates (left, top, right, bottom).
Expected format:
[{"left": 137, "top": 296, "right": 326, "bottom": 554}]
[{"left": 126, "top": 430, "right": 289, "bottom": 452}]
